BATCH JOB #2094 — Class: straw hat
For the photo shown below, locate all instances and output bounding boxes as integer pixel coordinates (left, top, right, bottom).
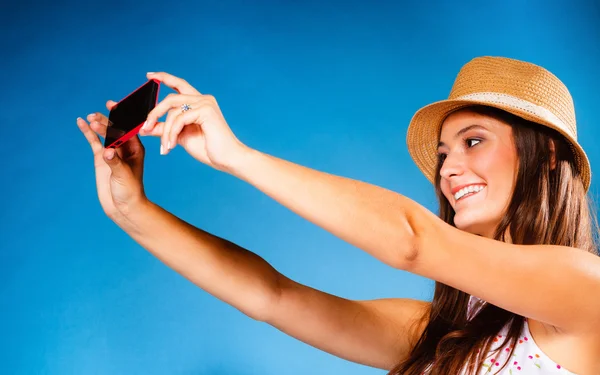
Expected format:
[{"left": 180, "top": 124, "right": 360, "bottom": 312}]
[{"left": 406, "top": 56, "right": 591, "bottom": 191}]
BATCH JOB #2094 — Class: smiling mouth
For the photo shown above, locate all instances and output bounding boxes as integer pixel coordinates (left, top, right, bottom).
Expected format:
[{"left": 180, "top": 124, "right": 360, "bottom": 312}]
[{"left": 454, "top": 186, "right": 486, "bottom": 202}]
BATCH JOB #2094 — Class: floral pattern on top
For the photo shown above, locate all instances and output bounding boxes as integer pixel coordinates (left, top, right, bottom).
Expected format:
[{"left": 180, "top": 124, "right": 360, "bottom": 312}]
[{"left": 463, "top": 295, "right": 578, "bottom": 375}]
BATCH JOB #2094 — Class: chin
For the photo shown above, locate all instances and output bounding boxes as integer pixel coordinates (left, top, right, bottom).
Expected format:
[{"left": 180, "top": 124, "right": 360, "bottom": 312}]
[{"left": 453, "top": 212, "right": 498, "bottom": 238}]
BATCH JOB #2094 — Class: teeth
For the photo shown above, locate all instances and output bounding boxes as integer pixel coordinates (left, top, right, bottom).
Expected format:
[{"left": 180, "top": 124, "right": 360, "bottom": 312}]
[{"left": 454, "top": 185, "right": 485, "bottom": 201}]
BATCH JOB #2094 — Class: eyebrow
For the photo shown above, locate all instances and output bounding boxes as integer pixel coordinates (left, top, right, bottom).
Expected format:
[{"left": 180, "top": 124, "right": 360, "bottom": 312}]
[{"left": 437, "top": 124, "right": 487, "bottom": 148}]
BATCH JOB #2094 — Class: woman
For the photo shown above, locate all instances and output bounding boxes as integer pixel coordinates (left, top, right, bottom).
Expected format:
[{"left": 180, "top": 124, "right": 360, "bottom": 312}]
[{"left": 76, "top": 56, "right": 600, "bottom": 374}]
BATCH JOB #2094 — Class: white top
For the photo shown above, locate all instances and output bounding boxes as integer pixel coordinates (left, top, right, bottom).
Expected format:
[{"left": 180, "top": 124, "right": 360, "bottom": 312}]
[{"left": 461, "top": 295, "right": 578, "bottom": 374}]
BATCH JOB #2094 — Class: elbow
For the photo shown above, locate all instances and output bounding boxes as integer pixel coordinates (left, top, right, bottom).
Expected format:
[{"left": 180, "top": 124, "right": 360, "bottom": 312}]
[
  {"left": 386, "top": 213, "right": 420, "bottom": 270},
  {"left": 240, "top": 291, "right": 278, "bottom": 322},
  {"left": 242, "top": 274, "right": 284, "bottom": 323},
  {"left": 388, "top": 231, "right": 420, "bottom": 271}
]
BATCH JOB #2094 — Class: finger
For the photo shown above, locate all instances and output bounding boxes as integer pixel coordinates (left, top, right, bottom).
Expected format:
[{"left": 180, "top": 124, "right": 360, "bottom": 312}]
[
  {"left": 77, "top": 117, "right": 103, "bottom": 155},
  {"left": 144, "top": 93, "right": 199, "bottom": 132},
  {"left": 147, "top": 72, "right": 200, "bottom": 95},
  {"left": 86, "top": 99, "right": 116, "bottom": 127},
  {"left": 140, "top": 121, "right": 165, "bottom": 137},
  {"left": 103, "top": 148, "right": 133, "bottom": 181},
  {"left": 168, "top": 104, "right": 214, "bottom": 149},
  {"left": 119, "top": 140, "right": 145, "bottom": 182},
  {"left": 90, "top": 120, "right": 108, "bottom": 138},
  {"left": 160, "top": 108, "right": 180, "bottom": 154},
  {"left": 168, "top": 100, "right": 210, "bottom": 148},
  {"left": 86, "top": 111, "right": 107, "bottom": 125},
  {"left": 106, "top": 100, "right": 117, "bottom": 110}
]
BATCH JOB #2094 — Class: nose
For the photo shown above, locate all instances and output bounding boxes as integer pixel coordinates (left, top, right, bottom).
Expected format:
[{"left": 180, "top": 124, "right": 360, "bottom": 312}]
[{"left": 439, "top": 151, "right": 465, "bottom": 180}]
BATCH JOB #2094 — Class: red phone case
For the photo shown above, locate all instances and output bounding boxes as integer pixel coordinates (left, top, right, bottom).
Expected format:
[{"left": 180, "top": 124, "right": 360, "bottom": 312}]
[{"left": 105, "top": 78, "right": 161, "bottom": 149}]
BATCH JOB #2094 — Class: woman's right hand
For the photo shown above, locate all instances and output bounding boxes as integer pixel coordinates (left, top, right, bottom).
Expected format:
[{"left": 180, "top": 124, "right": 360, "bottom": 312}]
[
  {"left": 141, "top": 72, "right": 250, "bottom": 173},
  {"left": 77, "top": 100, "right": 148, "bottom": 220}
]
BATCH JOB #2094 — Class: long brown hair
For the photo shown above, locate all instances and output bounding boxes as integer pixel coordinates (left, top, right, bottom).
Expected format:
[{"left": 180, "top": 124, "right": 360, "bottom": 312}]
[{"left": 389, "top": 105, "right": 599, "bottom": 375}]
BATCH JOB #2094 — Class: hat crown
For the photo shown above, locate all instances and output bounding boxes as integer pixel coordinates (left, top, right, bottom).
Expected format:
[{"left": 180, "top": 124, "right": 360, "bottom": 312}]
[{"left": 448, "top": 56, "right": 577, "bottom": 138}]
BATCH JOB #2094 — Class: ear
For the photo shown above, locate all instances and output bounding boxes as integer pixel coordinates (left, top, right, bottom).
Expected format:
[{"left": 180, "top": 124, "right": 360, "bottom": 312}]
[{"left": 549, "top": 139, "right": 557, "bottom": 170}]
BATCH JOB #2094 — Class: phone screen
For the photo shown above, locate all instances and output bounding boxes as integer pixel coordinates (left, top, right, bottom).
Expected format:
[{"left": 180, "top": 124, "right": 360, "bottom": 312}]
[{"left": 104, "top": 79, "right": 160, "bottom": 148}]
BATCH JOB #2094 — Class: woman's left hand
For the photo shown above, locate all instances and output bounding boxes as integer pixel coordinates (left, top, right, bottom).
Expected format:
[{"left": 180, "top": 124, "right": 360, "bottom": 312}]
[{"left": 141, "top": 72, "right": 249, "bottom": 172}]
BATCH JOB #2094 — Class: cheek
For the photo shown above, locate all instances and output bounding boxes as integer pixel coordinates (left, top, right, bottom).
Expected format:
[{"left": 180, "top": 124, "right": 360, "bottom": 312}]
[
  {"left": 440, "top": 180, "right": 452, "bottom": 201},
  {"left": 476, "top": 146, "right": 517, "bottom": 197}
]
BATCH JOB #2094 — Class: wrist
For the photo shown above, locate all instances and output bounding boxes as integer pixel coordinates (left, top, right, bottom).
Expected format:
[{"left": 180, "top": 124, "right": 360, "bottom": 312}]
[
  {"left": 112, "top": 197, "right": 155, "bottom": 231},
  {"left": 222, "top": 143, "right": 258, "bottom": 177}
]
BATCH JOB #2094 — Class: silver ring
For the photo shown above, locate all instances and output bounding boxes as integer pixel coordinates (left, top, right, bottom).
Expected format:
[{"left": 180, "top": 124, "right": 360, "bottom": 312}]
[{"left": 181, "top": 103, "right": 192, "bottom": 113}]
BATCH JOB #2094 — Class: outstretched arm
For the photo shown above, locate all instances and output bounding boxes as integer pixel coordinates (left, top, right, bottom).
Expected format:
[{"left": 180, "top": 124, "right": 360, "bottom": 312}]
[
  {"left": 114, "top": 190, "right": 429, "bottom": 370},
  {"left": 78, "top": 110, "right": 429, "bottom": 370},
  {"left": 228, "top": 147, "right": 418, "bottom": 269},
  {"left": 228, "top": 145, "right": 600, "bottom": 334},
  {"left": 119, "top": 200, "right": 280, "bottom": 319},
  {"left": 229, "top": 146, "right": 600, "bottom": 334}
]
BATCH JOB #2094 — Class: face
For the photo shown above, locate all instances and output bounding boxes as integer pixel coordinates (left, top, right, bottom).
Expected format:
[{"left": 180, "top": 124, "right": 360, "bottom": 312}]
[{"left": 437, "top": 109, "right": 519, "bottom": 237}]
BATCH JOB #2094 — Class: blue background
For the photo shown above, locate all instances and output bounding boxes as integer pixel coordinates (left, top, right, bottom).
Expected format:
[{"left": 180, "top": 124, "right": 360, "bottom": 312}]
[{"left": 1, "top": 1, "right": 599, "bottom": 374}]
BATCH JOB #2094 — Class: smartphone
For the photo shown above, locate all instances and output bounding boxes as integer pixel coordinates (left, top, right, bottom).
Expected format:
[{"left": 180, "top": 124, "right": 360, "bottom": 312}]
[{"left": 104, "top": 79, "right": 161, "bottom": 148}]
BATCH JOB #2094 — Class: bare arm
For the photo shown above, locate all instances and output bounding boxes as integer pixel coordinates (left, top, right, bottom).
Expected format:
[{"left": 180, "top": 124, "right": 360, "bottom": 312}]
[
  {"left": 118, "top": 201, "right": 428, "bottom": 369},
  {"left": 226, "top": 147, "right": 600, "bottom": 333},
  {"left": 268, "top": 275, "right": 429, "bottom": 370},
  {"left": 227, "top": 148, "right": 418, "bottom": 269},
  {"left": 78, "top": 104, "right": 426, "bottom": 369},
  {"left": 119, "top": 200, "right": 280, "bottom": 320}
]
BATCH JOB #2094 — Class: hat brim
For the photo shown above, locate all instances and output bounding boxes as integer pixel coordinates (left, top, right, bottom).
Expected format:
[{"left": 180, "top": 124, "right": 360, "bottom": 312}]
[{"left": 406, "top": 98, "right": 591, "bottom": 191}]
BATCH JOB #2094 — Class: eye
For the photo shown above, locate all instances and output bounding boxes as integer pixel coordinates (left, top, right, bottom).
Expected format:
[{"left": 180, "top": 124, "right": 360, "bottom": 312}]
[
  {"left": 437, "top": 153, "right": 447, "bottom": 163},
  {"left": 466, "top": 138, "right": 481, "bottom": 148}
]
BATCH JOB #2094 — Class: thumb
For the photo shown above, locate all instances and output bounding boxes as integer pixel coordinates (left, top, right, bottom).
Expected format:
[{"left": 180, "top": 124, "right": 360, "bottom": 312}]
[{"left": 103, "top": 148, "right": 131, "bottom": 178}]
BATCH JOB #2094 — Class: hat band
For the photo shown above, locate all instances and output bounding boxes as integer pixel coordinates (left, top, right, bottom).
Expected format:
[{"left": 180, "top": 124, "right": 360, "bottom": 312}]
[{"left": 454, "top": 92, "right": 575, "bottom": 138}]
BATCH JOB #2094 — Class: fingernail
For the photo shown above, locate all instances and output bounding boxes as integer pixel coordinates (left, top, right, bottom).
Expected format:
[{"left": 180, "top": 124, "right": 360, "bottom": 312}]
[
  {"left": 147, "top": 72, "right": 155, "bottom": 75},
  {"left": 106, "top": 149, "right": 115, "bottom": 160},
  {"left": 167, "top": 141, "right": 171, "bottom": 150},
  {"left": 142, "top": 120, "right": 149, "bottom": 130},
  {"left": 160, "top": 145, "right": 165, "bottom": 155}
]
